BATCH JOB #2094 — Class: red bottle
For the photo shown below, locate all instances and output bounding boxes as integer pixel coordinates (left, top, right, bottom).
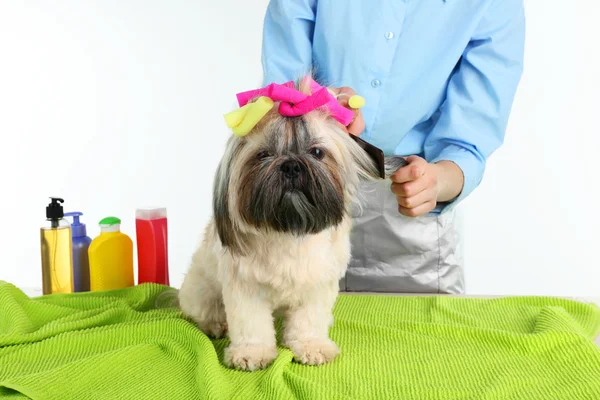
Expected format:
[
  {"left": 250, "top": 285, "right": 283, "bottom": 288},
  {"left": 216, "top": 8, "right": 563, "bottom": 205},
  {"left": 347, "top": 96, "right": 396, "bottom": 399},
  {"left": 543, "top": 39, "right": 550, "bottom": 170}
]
[{"left": 135, "top": 208, "right": 169, "bottom": 285}]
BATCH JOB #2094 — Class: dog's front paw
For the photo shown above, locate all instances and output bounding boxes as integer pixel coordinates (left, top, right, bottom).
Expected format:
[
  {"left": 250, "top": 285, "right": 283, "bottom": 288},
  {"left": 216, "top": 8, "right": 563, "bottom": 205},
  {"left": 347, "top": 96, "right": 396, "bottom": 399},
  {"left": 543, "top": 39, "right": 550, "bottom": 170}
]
[
  {"left": 285, "top": 339, "right": 340, "bottom": 366},
  {"left": 224, "top": 344, "right": 278, "bottom": 371}
]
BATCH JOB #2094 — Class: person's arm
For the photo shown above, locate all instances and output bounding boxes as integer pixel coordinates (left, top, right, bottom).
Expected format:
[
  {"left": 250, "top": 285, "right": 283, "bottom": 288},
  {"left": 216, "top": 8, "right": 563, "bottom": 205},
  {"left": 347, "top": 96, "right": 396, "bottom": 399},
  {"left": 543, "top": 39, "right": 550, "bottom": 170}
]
[
  {"left": 426, "top": 0, "right": 526, "bottom": 212},
  {"left": 393, "top": 0, "right": 526, "bottom": 217},
  {"left": 261, "top": 0, "right": 317, "bottom": 85}
]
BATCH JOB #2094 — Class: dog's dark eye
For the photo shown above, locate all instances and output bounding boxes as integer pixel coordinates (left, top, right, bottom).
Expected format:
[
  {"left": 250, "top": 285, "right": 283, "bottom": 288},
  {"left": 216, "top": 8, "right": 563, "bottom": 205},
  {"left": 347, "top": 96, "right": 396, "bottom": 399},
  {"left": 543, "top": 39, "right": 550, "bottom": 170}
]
[
  {"left": 257, "top": 151, "right": 271, "bottom": 159},
  {"left": 310, "top": 148, "right": 325, "bottom": 160}
]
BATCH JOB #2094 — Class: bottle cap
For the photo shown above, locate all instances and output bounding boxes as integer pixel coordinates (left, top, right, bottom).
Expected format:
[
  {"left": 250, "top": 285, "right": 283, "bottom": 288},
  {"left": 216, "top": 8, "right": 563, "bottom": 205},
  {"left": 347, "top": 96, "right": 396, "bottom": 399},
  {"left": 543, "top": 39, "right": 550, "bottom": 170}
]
[
  {"left": 65, "top": 212, "right": 87, "bottom": 237},
  {"left": 99, "top": 216, "right": 121, "bottom": 233},
  {"left": 46, "top": 197, "right": 65, "bottom": 220},
  {"left": 136, "top": 207, "right": 167, "bottom": 220}
]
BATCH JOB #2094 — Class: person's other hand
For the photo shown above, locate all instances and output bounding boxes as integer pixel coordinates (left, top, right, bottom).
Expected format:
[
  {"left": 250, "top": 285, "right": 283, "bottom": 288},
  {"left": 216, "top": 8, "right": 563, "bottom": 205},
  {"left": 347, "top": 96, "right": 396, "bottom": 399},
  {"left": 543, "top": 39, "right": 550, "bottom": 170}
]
[
  {"left": 391, "top": 156, "right": 464, "bottom": 217},
  {"left": 391, "top": 156, "right": 440, "bottom": 217},
  {"left": 329, "top": 86, "right": 365, "bottom": 136}
]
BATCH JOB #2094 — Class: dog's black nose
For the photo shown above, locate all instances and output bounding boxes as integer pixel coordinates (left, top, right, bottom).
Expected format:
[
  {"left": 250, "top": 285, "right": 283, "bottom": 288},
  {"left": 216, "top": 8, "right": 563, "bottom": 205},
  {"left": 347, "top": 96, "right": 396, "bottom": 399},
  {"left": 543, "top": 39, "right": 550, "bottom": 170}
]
[{"left": 280, "top": 160, "right": 301, "bottom": 179}]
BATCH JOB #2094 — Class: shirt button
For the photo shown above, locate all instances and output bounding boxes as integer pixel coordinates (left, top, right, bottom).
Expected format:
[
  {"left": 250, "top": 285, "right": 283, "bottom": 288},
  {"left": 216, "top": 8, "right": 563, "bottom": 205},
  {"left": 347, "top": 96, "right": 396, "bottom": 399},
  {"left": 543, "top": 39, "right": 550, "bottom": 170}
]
[
  {"left": 371, "top": 79, "right": 381, "bottom": 88},
  {"left": 385, "top": 32, "right": 394, "bottom": 40}
]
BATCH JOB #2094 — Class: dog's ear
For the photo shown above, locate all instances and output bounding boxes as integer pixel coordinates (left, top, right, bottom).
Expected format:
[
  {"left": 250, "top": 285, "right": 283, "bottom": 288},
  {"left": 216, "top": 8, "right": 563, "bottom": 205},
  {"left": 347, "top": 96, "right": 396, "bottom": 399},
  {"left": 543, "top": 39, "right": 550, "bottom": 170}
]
[{"left": 212, "top": 136, "right": 248, "bottom": 256}]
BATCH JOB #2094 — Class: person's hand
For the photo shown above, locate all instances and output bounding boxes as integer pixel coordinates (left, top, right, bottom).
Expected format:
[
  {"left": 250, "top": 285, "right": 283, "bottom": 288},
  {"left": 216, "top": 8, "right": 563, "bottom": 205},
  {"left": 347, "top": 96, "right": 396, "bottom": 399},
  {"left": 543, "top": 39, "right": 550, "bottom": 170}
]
[
  {"left": 391, "top": 156, "right": 440, "bottom": 217},
  {"left": 390, "top": 157, "right": 464, "bottom": 217},
  {"left": 329, "top": 86, "right": 365, "bottom": 136}
]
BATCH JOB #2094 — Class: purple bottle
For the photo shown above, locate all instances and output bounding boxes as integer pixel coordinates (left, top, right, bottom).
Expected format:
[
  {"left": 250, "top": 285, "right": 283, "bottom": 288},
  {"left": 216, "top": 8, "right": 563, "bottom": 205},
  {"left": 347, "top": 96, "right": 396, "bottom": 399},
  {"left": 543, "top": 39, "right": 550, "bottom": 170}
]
[{"left": 64, "top": 212, "right": 92, "bottom": 292}]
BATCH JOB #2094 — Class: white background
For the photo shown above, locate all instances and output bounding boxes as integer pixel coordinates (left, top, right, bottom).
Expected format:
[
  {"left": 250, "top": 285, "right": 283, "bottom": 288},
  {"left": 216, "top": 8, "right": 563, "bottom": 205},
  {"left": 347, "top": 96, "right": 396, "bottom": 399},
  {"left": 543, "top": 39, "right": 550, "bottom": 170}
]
[{"left": 0, "top": 1, "right": 598, "bottom": 296}]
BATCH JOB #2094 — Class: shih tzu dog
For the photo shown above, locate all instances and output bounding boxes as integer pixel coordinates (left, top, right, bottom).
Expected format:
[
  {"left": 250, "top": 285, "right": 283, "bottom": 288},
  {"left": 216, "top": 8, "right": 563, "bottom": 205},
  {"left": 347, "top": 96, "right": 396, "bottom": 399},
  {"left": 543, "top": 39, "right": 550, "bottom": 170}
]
[{"left": 178, "top": 77, "right": 406, "bottom": 371}]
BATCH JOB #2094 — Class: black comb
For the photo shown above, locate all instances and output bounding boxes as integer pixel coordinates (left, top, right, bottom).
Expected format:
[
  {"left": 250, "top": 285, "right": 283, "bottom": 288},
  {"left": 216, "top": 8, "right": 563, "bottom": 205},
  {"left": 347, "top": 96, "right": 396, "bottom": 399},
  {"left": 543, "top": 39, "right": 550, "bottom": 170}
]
[{"left": 348, "top": 134, "right": 386, "bottom": 179}]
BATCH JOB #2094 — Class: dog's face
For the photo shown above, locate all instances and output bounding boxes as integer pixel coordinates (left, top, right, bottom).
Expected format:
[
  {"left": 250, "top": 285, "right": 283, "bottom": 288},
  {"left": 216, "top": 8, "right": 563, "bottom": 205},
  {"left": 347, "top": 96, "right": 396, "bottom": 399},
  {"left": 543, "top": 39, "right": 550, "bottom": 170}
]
[
  {"left": 236, "top": 114, "right": 347, "bottom": 235},
  {"left": 213, "top": 91, "right": 386, "bottom": 255}
]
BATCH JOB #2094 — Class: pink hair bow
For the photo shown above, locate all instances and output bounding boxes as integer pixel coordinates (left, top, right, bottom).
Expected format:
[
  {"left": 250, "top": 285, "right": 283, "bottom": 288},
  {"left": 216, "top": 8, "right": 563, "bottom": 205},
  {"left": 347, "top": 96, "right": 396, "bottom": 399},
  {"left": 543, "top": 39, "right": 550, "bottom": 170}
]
[{"left": 225, "top": 77, "right": 362, "bottom": 136}]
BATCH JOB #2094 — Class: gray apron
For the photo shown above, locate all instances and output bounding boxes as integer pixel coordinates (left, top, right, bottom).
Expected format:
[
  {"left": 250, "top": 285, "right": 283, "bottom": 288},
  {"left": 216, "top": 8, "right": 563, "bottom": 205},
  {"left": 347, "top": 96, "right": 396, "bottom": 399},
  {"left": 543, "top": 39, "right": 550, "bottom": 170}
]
[{"left": 341, "top": 180, "right": 465, "bottom": 294}]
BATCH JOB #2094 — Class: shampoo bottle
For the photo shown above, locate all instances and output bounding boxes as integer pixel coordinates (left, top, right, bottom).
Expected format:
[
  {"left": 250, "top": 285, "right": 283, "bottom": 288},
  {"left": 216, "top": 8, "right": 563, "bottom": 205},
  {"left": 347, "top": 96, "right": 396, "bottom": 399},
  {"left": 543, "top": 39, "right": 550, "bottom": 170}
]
[
  {"left": 64, "top": 212, "right": 92, "bottom": 292},
  {"left": 88, "top": 216, "right": 134, "bottom": 291},
  {"left": 136, "top": 207, "right": 169, "bottom": 285},
  {"left": 40, "top": 197, "right": 74, "bottom": 295}
]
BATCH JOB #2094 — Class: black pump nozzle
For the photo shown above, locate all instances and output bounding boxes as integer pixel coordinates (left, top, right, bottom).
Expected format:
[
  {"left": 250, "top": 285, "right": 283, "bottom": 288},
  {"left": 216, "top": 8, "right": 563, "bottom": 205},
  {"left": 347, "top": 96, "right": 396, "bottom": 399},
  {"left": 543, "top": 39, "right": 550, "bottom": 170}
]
[{"left": 46, "top": 197, "right": 65, "bottom": 221}]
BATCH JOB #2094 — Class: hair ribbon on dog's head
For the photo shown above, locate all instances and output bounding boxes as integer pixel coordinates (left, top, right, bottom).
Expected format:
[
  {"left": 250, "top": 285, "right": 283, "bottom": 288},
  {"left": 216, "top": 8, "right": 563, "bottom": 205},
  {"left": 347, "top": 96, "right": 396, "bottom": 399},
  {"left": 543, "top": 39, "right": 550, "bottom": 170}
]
[
  {"left": 224, "top": 96, "right": 275, "bottom": 137},
  {"left": 224, "top": 77, "right": 365, "bottom": 136}
]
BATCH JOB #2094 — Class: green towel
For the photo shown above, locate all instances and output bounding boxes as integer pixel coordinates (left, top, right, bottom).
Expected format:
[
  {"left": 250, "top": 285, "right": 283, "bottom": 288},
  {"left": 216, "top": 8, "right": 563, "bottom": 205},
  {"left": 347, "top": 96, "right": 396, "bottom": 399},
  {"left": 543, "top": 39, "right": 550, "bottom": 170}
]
[{"left": 0, "top": 281, "right": 599, "bottom": 400}]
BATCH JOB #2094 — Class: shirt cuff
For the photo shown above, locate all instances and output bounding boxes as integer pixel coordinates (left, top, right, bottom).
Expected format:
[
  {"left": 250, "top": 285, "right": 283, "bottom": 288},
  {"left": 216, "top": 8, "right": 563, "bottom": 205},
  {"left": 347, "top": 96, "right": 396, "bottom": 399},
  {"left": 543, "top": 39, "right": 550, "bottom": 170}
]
[{"left": 428, "top": 144, "right": 485, "bottom": 215}]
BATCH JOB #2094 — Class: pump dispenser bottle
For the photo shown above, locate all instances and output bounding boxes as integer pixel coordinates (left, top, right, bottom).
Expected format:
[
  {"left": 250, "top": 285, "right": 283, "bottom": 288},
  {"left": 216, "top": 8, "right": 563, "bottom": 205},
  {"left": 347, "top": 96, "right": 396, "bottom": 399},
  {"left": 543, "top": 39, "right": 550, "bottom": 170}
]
[
  {"left": 64, "top": 212, "right": 92, "bottom": 292},
  {"left": 40, "top": 197, "right": 74, "bottom": 295}
]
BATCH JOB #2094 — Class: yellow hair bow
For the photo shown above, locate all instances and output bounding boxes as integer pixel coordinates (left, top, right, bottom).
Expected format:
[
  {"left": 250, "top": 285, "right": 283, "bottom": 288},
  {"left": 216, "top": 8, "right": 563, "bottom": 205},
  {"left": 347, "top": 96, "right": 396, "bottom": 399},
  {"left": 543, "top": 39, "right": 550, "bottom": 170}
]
[{"left": 223, "top": 96, "right": 274, "bottom": 137}]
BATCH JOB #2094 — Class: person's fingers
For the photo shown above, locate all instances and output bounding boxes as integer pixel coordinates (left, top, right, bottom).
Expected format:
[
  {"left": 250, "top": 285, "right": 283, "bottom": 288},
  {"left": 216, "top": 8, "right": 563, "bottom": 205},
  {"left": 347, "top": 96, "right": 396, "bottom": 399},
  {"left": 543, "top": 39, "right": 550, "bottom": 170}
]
[
  {"left": 390, "top": 174, "right": 430, "bottom": 197},
  {"left": 331, "top": 87, "right": 357, "bottom": 107},
  {"left": 330, "top": 87, "right": 364, "bottom": 135},
  {"left": 330, "top": 86, "right": 365, "bottom": 135},
  {"left": 404, "top": 155, "right": 426, "bottom": 165},
  {"left": 390, "top": 156, "right": 427, "bottom": 183},
  {"left": 398, "top": 200, "right": 436, "bottom": 217},
  {"left": 347, "top": 108, "right": 365, "bottom": 136},
  {"left": 396, "top": 188, "right": 436, "bottom": 209}
]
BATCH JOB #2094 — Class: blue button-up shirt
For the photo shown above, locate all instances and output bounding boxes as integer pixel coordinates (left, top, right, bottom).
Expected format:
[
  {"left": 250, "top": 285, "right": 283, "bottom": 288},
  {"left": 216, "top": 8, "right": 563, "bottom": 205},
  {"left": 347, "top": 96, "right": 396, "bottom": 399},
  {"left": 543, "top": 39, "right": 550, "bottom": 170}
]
[{"left": 261, "top": 0, "right": 525, "bottom": 213}]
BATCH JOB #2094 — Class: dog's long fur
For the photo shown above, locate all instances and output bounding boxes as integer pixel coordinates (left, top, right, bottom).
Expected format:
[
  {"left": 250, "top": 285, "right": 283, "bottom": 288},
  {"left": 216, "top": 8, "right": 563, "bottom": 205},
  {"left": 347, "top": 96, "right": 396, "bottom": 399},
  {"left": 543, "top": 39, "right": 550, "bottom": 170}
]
[{"left": 179, "top": 78, "right": 406, "bottom": 371}]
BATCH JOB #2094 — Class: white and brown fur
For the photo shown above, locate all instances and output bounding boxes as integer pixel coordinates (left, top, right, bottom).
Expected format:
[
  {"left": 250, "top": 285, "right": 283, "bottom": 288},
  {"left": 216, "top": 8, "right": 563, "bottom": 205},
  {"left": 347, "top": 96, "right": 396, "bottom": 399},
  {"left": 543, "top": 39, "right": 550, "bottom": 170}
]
[{"left": 178, "top": 78, "right": 406, "bottom": 371}]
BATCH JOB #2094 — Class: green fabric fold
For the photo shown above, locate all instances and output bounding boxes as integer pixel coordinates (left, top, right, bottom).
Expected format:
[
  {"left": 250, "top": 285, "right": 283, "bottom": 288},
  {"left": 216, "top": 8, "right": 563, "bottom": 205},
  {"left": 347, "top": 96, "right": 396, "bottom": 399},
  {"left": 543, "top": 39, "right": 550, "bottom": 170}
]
[{"left": 1, "top": 281, "right": 599, "bottom": 399}]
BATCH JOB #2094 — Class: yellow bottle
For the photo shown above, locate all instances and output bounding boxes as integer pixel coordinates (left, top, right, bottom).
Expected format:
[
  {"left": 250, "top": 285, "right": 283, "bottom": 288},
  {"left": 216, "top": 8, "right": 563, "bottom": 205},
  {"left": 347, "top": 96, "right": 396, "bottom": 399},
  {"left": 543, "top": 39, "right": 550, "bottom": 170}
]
[{"left": 88, "top": 216, "right": 134, "bottom": 291}]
